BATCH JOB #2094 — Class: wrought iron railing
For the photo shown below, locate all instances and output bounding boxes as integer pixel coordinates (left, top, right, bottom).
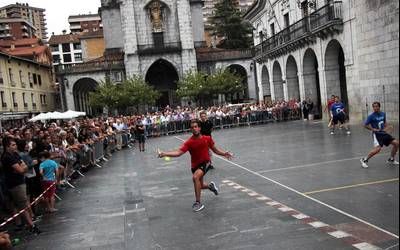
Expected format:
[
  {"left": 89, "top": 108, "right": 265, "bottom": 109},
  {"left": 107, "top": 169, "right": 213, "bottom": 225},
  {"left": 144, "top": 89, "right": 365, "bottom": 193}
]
[
  {"left": 255, "top": 1, "right": 343, "bottom": 58},
  {"left": 196, "top": 48, "right": 254, "bottom": 62},
  {"left": 55, "top": 60, "right": 125, "bottom": 74},
  {"left": 137, "top": 42, "right": 182, "bottom": 55}
]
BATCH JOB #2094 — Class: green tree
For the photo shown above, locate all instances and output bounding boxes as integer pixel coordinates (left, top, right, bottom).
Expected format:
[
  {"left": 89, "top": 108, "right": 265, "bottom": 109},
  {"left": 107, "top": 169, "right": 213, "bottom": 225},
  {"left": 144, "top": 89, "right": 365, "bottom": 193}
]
[
  {"left": 212, "top": 0, "right": 253, "bottom": 49},
  {"left": 208, "top": 68, "right": 244, "bottom": 96},
  {"left": 120, "top": 75, "right": 161, "bottom": 108},
  {"left": 176, "top": 69, "right": 211, "bottom": 105},
  {"left": 88, "top": 78, "right": 123, "bottom": 114},
  {"left": 176, "top": 68, "right": 244, "bottom": 106}
]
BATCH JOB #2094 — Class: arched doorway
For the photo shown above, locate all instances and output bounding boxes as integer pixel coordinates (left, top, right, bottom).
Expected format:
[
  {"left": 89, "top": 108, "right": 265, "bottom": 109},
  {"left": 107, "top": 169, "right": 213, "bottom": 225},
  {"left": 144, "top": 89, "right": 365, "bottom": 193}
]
[
  {"left": 272, "top": 61, "right": 284, "bottom": 101},
  {"left": 325, "top": 40, "right": 349, "bottom": 113},
  {"left": 145, "top": 59, "right": 179, "bottom": 108},
  {"left": 227, "top": 64, "right": 248, "bottom": 104},
  {"left": 286, "top": 56, "right": 300, "bottom": 101},
  {"left": 73, "top": 78, "right": 99, "bottom": 115},
  {"left": 261, "top": 65, "right": 271, "bottom": 103},
  {"left": 303, "top": 49, "right": 322, "bottom": 118}
]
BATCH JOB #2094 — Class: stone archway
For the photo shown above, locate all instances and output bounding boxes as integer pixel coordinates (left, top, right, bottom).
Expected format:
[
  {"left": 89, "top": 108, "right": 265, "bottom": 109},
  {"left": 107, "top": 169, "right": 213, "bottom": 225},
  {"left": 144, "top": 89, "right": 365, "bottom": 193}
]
[
  {"left": 227, "top": 64, "right": 249, "bottom": 104},
  {"left": 145, "top": 59, "right": 179, "bottom": 108},
  {"left": 325, "top": 39, "right": 349, "bottom": 113},
  {"left": 286, "top": 55, "right": 300, "bottom": 101},
  {"left": 72, "top": 78, "right": 99, "bottom": 115},
  {"left": 261, "top": 65, "right": 271, "bottom": 103},
  {"left": 303, "top": 49, "right": 322, "bottom": 118},
  {"left": 272, "top": 61, "right": 284, "bottom": 101}
]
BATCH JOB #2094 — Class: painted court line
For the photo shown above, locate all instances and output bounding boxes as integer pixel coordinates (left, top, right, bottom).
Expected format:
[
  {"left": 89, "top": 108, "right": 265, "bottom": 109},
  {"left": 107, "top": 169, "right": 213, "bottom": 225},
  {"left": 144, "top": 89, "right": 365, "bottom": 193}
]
[
  {"left": 257, "top": 154, "right": 389, "bottom": 174},
  {"left": 292, "top": 213, "right": 310, "bottom": 220},
  {"left": 328, "top": 230, "right": 352, "bottom": 238},
  {"left": 309, "top": 221, "right": 329, "bottom": 228},
  {"left": 278, "top": 207, "right": 294, "bottom": 212},
  {"left": 266, "top": 201, "right": 280, "bottom": 206},
  {"left": 303, "top": 178, "right": 400, "bottom": 195},
  {"left": 224, "top": 179, "right": 383, "bottom": 250},
  {"left": 174, "top": 136, "right": 399, "bottom": 239},
  {"left": 352, "top": 242, "right": 382, "bottom": 250}
]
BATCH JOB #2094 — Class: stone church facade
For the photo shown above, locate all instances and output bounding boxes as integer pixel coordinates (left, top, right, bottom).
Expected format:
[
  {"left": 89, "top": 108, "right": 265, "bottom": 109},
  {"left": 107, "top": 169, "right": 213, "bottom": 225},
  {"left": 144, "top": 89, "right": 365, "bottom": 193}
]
[
  {"left": 101, "top": 0, "right": 202, "bottom": 107},
  {"left": 61, "top": 0, "right": 257, "bottom": 112}
]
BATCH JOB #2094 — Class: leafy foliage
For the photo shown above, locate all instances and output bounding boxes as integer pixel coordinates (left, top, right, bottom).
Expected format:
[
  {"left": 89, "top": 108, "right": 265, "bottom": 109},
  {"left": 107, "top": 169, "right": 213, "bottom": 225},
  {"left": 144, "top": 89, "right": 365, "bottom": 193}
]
[
  {"left": 212, "top": 0, "right": 253, "bottom": 49},
  {"left": 89, "top": 75, "right": 161, "bottom": 114},
  {"left": 176, "top": 68, "right": 244, "bottom": 105}
]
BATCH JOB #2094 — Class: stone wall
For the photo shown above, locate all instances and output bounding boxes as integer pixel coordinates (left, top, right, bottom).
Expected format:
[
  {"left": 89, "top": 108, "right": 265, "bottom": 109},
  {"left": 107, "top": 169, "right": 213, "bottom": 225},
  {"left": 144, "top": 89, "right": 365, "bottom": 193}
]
[{"left": 353, "top": 0, "right": 399, "bottom": 121}]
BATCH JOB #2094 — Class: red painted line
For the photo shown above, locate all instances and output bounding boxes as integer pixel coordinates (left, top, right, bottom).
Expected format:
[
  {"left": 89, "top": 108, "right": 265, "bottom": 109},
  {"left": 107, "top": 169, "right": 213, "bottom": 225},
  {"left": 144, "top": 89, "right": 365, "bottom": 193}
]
[{"left": 223, "top": 179, "right": 384, "bottom": 250}]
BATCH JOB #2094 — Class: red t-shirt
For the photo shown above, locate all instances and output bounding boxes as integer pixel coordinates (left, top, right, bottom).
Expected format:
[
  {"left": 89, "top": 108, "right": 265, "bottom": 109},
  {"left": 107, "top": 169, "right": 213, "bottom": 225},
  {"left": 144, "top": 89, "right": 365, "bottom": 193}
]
[
  {"left": 327, "top": 99, "right": 335, "bottom": 110},
  {"left": 180, "top": 135, "right": 215, "bottom": 168}
]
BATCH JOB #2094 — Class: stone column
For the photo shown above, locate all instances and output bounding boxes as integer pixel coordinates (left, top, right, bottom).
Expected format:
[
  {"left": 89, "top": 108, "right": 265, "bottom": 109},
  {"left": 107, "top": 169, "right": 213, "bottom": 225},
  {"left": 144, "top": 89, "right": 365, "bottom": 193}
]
[
  {"left": 121, "top": 0, "right": 140, "bottom": 76},
  {"left": 298, "top": 69, "right": 306, "bottom": 102},
  {"left": 177, "top": 0, "right": 197, "bottom": 74},
  {"left": 318, "top": 66, "right": 329, "bottom": 120}
]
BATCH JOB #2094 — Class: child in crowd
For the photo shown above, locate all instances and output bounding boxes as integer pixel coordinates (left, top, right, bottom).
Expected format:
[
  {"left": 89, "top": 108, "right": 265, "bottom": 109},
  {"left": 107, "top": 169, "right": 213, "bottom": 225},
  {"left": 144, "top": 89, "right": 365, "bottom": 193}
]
[{"left": 39, "top": 151, "right": 59, "bottom": 213}]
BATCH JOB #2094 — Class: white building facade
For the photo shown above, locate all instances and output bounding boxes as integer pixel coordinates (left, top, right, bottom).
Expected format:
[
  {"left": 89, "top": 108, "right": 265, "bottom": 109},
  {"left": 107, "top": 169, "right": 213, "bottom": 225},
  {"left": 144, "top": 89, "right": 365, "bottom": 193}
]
[{"left": 245, "top": 0, "right": 399, "bottom": 122}]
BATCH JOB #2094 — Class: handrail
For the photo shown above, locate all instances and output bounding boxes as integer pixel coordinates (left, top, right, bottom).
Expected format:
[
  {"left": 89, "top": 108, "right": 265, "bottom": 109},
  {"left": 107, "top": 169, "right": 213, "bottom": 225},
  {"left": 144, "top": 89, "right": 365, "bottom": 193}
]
[{"left": 255, "top": 1, "right": 343, "bottom": 57}]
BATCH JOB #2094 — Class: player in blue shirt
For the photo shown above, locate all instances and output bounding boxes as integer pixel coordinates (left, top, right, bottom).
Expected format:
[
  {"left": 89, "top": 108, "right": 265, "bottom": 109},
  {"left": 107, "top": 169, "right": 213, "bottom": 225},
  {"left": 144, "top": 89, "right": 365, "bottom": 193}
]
[
  {"left": 360, "top": 102, "right": 399, "bottom": 168},
  {"left": 329, "top": 96, "right": 351, "bottom": 135}
]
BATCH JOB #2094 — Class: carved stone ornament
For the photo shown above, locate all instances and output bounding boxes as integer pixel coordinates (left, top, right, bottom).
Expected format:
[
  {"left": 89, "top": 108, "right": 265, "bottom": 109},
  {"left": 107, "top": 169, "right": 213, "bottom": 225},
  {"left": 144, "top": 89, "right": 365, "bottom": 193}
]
[
  {"left": 281, "top": 0, "right": 290, "bottom": 11},
  {"left": 267, "top": 8, "right": 275, "bottom": 21},
  {"left": 149, "top": 0, "right": 163, "bottom": 33}
]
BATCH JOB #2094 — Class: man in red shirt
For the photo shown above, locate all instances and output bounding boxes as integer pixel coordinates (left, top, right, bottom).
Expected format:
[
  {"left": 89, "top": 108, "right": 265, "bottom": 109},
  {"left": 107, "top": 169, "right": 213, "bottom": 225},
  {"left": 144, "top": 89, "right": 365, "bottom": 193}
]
[
  {"left": 158, "top": 120, "right": 233, "bottom": 212},
  {"left": 325, "top": 95, "right": 336, "bottom": 126}
]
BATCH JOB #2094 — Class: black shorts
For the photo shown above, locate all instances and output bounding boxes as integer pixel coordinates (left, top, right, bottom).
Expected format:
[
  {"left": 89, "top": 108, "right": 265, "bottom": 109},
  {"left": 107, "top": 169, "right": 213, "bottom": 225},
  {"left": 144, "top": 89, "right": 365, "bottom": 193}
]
[
  {"left": 191, "top": 162, "right": 211, "bottom": 175},
  {"left": 332, "top": 113, "right": 345, "bottom": 124},
  {"left": 137, "top": 134, "right": 145, "bottom": 143},
  {"left": 373, "top": 132, "right": 395, "bottom": 147}
]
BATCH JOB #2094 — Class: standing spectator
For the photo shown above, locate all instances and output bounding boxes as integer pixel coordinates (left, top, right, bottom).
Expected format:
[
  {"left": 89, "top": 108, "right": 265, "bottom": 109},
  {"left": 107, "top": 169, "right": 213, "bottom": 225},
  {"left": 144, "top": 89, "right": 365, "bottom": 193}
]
[
  {"left": 199, "top": 111, "right": 215, "bottom": 169},
  {"left": 39, "top": 151, "right": 59, "bottom": 213},
  {"left": 136, "top": 118, "right": 146, "bottom": 152},
  {"left": 0, "top": 137, "right": 40, "bottom": 234}
]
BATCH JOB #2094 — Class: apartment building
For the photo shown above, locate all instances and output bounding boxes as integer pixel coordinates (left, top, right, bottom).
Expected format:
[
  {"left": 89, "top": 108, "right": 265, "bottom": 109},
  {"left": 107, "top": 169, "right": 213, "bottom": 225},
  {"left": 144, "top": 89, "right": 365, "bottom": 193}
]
[
  {"left": 0, "top": 51, "right": 56, "bottom": 116},
  {"left": 0, "top": 18, "right": 36, "bottom": 39},
  {"left": 48, "top": 34, "right": 82, "bottom": 66},
  {"left": 68, "top": 14, "right": 102, "bottom": 34},
  {"left": 0, "top": 2, "right": 47, "bottom": 40}
]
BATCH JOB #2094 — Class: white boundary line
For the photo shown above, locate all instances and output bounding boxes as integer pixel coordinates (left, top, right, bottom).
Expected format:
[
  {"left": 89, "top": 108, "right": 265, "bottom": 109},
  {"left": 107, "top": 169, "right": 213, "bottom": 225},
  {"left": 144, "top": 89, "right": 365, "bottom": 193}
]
[
  {"left": 257, "top": 154, "right": 389, "bottom": 174},
  {"left": 174, "top": 136, "right": 399, "bottom": 239}
]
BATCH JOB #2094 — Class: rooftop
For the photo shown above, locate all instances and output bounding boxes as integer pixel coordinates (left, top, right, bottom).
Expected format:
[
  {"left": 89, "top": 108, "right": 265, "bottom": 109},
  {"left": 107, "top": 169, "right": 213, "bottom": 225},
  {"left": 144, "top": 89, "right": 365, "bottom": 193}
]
[{"left": 48, "top": 34, "right": 80, "bottom": 45}]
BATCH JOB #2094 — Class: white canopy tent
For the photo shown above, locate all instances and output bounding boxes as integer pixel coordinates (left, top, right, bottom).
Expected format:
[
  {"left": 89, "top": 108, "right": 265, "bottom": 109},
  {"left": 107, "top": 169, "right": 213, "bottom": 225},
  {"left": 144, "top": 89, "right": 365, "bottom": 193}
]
[{"left": 29, "top": 110, "right": 86, "bottom": 122}]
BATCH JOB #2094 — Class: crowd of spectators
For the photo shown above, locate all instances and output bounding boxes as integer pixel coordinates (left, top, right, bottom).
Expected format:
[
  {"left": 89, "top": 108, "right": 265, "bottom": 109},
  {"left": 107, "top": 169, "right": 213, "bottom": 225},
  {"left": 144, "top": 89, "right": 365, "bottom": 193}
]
[{"left": 0, "top": 100, "right": 305, "bottom": 245}]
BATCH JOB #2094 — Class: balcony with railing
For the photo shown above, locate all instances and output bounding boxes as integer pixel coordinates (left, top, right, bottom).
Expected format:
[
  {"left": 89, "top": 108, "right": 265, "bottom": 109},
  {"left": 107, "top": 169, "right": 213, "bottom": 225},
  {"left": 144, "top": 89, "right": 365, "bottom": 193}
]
[
  {"left": 137, "top": 42, "right": 182, "bottom": 56},
  {"left": 0, "top": 25, "right": 10, "bottom": 31},
  {"left": 255, "top": 1, "right": 343, "bottom": 61},
  {"left": 55, "top": 60, "right": 125, "bottom": 74},
  {"left": 196, "top": 48, "right": 254, "bottom": 63}
]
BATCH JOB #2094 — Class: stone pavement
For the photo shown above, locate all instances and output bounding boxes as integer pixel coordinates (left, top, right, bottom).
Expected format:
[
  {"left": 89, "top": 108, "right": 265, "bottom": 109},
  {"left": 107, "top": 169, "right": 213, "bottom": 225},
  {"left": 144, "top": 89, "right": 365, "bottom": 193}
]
[{"left": 14, "top": 120, "right": 399, "bottom": 250}]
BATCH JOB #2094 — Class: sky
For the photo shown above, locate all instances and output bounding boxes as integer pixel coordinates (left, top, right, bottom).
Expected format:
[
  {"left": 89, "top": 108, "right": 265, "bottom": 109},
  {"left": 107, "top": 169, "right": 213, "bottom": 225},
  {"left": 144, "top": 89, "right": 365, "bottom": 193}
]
[{"left": 0, "top": 0, "right": 101, "bottom": 35}]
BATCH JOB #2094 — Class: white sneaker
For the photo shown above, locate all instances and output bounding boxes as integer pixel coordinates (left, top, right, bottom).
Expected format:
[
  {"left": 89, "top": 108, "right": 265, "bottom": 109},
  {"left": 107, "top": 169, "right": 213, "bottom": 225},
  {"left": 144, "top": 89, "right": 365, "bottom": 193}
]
[
  {"left": 330, "top": 131, "right": 335, "bottom": 135},
  {"left": 387, "top": 159, "right": 399, "bottom": 165},
  {"left": 360, "top": 158, "right": 369, "bottom": 168},
  {"left": 346, "top": 130, "right": 351, "bottom": 135}
]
